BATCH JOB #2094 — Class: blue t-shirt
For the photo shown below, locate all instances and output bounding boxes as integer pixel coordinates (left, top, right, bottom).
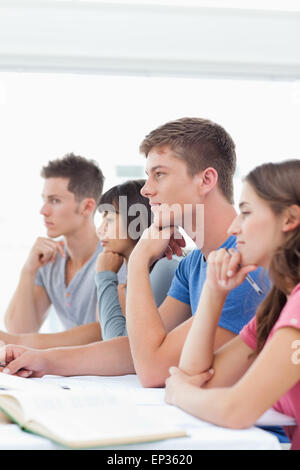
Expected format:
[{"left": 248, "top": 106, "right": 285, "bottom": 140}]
[{"left": 168, "top": 235, "right": 270, "bottom": 335}]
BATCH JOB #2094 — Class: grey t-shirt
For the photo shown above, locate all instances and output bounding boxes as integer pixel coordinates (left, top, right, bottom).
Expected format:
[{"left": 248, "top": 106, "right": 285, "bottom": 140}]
[
  {"left": 95, "top": 256, "right": 181, "bottom": 340},
  {"left": 35, "top": 242, "right": 126, "bottom": 329}
]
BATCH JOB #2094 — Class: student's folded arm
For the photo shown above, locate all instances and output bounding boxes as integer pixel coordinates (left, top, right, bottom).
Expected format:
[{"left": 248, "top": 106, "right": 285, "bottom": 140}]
[
  {"left": 171, "top": 327, "right": 300, "bottom": 429},
  {"left": 143, "top": 319, "right": 236, "bottom": 389},
  {"left": 200, "top": 334, "right": 256, "bottom": 389}
]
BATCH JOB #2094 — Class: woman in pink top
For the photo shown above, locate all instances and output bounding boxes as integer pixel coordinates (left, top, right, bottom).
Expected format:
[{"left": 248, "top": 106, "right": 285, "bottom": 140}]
[{"left": 165, "top": 159, "right": 300, "bottom": 450}]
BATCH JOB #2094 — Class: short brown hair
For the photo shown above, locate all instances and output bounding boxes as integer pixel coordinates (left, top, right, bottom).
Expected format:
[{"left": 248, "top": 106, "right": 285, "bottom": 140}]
[
  {"left": 140, "top": 117, "right": 236, "bottom": 204},
  {"left": 41, "top": 153, "right": 104, "bottom": 205}
]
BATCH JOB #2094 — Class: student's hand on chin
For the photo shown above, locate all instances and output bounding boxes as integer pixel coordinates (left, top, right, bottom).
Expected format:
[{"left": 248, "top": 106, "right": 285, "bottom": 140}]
[
  {"left": 95, "top": 250, "right": 124, "bottom": 273},
  {"left": 165, "top": 231, "right": 186, "bottom": 260},
  {"left": 24, "top": 238, "right": 65, "bottom": 274},
  {"left": 133, "top": 223, "right": 185, "bottom": 265},
  {"left": 206, "top": 248, "right": 257, "bottom": 294}
]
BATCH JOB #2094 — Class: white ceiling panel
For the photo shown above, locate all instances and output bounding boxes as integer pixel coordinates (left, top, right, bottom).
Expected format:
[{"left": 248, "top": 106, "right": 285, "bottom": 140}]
[{"left": 0, "top": 1, "right": 299, "bottom": 79}]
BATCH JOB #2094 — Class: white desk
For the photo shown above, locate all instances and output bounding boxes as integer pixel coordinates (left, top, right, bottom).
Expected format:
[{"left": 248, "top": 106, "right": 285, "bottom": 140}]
[{"left": 0, "top": 374, "right": 291, "bottom": 450}]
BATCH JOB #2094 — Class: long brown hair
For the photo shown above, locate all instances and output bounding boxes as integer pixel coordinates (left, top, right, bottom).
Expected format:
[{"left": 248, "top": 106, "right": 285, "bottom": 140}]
[{"left": 245, "top": 159, "right": 300, "bottom": 355}]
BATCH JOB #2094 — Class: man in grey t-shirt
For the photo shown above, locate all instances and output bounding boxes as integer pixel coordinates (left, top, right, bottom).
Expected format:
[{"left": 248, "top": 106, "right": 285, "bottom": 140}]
[{"left": 4, "top": 154, "right": 106, "bottom": 347}]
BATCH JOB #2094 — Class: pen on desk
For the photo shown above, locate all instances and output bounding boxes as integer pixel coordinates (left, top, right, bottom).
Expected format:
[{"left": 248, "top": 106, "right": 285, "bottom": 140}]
[{"left": 225, "top": 248, "right": 263, "bottom": 295}]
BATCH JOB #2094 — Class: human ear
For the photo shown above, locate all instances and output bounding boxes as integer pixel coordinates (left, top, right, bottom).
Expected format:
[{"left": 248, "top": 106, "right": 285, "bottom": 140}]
[
  {"left": 81, "top": 198, "right": 96, "bottom": 216},
  {"left": 195, "top": 167, "right": 218, "bottom": 195},
  {"left": 282, "top": 205, "right": 300, "bottom": 232}
]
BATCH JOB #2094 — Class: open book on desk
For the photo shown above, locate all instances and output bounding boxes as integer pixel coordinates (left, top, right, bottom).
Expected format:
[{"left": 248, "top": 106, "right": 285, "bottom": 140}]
[{"left": 0, "top": 373, "right": 187, "bottom": 449}]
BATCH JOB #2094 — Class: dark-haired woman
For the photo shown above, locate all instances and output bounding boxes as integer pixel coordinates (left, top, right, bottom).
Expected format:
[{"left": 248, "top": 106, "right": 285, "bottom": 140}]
[
  {"left": 165, "top": 159, "right": 300, "bottom": 450},
  {"left": 95, "top": 179, "right": 181, "bottom": 340}
]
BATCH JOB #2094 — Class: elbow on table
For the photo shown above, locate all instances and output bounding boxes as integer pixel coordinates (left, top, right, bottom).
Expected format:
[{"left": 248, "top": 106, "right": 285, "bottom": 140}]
[
  {"left": 221, "top": 401, "right": 258, "bottom": 430},
  {"left": 135, "top": 364, "right": 168, "bottom": 389}
]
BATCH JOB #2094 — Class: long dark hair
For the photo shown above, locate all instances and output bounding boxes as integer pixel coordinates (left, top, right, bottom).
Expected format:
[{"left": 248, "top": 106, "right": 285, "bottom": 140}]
[
  {"left": 98, "top": 179, "right": 152, "bottom": 244},
  {"left": 245, "top": 159, "right": 300, "bottom": 355}
]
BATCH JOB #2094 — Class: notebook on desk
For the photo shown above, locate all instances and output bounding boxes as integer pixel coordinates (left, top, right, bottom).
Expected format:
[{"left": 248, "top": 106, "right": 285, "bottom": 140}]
[{"left": 0, "top": 372, "right": 187, "bottom": 449}]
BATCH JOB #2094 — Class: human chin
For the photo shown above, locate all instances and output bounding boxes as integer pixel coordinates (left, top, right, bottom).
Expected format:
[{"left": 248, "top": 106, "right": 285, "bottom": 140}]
[
  {"left": 238, "top": 244, "right": 263, "bottom": 268},
  {"left": 45, "top": 226, "right": 62, "bottom": 239},
  {"left": 152, "top": 204, "right": 182, "bottom": 228}
]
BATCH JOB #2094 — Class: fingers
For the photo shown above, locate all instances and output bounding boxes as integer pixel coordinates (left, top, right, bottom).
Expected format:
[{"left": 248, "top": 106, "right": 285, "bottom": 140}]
[
  {"left": 17, "top": 370, "right": 33, "bottom": 378},
  {"left": 2, "top": 354, "right": 28, "bottom": 376},
  {"left": 208, "top": 248, "right": 254, "bottom": 289},
  {"left": 96, "top": 250, "right": 124, "bottom": 272},
  {"left": 164, "top": 230, "right": 186, "bottom": 258},
  {"left": 226, "top": 249, "right": 241, "bottom": 278},
  {"left": 168, "top": 237, "right": 185, "bottom": 257},
  {"left": 0, "top": 344, "right": 22, "bottom": 364},
  {"left": 35, "top": 238, "right": 65, "bottom": 265},
  {"left": 165, "top": 245, "right": 173, "bottom": 260},
  {"left": 198, "top": 369, "right": 214, "bottom": 385},
  {"left": 49, "top": 240, "right": 65, "bottom": 262},
  {"left": 235, "top": 265, "right": 258, "bottom": 286},
  {"left": 0, "top": 345, "right": 37, "bottom": 378},
  {"left": 168, "top": 366, "right": 214, "bottom": 388}
]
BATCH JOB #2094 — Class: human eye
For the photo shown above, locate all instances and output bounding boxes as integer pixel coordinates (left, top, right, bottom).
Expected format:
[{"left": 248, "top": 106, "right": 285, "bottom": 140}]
[
  {"left": 240, "top": 211, "right": 251, "bottom": 218},
  {"left": 155, "top": 171, "right": 164, "bottom": 179},
  {"left": 50, "top": 198, "right": 60, "bottom": 205}
]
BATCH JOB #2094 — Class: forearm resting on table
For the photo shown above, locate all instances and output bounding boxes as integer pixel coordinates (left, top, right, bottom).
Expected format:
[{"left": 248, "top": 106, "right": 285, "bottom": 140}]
[
  {"left": 44, "top": 336, "right": 135, "bottom": 376},
  {"left": 172, "top": 381, "right": 256, "bottom": 429},
  {"left": 172, "top": 329, "right": 300, "bottom": 429}
]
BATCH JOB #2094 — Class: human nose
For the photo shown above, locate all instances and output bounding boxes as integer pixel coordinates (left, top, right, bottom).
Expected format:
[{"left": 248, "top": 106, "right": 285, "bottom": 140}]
[
  {"left": 40, "top": 201, "right": 51, "bottom": 216},
  {"left": 227, "top": 215, "right": 241, "bottom": 236},
  {"left": 141, "top": 179, "right": 154, "bottom": 198},
  {"left": 96, "top": 219, "right": 107, "bottom": 238}
]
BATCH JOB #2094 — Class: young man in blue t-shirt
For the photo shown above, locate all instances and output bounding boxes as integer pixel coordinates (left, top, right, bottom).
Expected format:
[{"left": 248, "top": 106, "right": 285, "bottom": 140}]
[
  {"left": 125, "top": 117, "right": 286, "bottom": 443},
  {"left": 126, "top": 117, "right": 262, "bottom": 387}
]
